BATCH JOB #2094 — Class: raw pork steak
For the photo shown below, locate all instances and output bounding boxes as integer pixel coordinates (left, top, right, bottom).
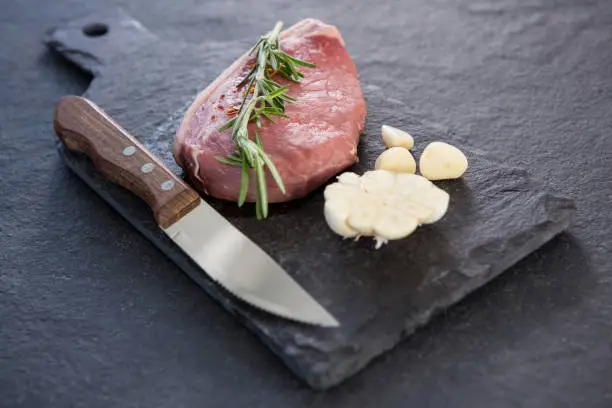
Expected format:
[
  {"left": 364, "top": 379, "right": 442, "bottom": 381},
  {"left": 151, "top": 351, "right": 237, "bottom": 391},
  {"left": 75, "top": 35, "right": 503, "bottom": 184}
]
[{"left": 174, "top": 19, "right": 367, "bottom": 203}]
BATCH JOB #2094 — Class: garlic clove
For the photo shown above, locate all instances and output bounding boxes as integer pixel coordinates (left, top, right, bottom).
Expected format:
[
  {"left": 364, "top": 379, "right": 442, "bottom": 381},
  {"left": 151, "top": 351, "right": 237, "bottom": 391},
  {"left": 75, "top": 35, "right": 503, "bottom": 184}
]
[
  {"left": 347, "top": 199, "right": 382, "bottom": 235},
  {"left": 337, "top": 172, "right": 361, "bottom": 186},
  {"left": 393, "top": 173, "right": 433, "bottom": 196},
  {"left": 391, "top": 173, "right": 449, "bottom": 223},
  {"left": 324, "top": 199, "right": 358, "bottom": 238},
  {"left": 375, "top": 147, "right": 417, "bottom": 174},
  {"left": 384, "top": 198, "right": 433, "bottom": 224},
  {"left": 419, "top": 141, "right": 468, "bottom": 180},
  {"left": 374, "top": 206, "right": 418, "bottom": 240},
  {"left": 382, "top": 125, "right": 414, "bottom": 149},
  {"left": 360, "top": 170, "right": 396, "bottom": 195},
  {"left": 323, "top": 183, "right": 362, "bottom": 202},
  {"left": 411, "top": 186, "right": 450, "bottom": 223}
]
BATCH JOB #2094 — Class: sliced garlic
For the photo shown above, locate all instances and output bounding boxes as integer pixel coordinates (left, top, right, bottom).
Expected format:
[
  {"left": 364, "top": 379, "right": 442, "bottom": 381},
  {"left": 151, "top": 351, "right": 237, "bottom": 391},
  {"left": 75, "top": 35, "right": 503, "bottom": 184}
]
[
  {"left": 384, "top": 197, "right": 433, "bottom": 224},
  {"left": 419, "top": 141, "right": 468, "bottom": 180},
  {"left": 390, "top": 173, "right": 448, "bottom": 223},
  {"left": 324, "top": 183, "right": 362, "bottom": 203},
  {"left": 360, "top": 170, "right": 396, "bottom": 195},
  {"left": 347, "top": 198, "right": 381, "bottom": 236},
  {"left": 337, "top": 172, "right": 361, "bottom": 186},
  {"left": 393, "top": 173, "right": 434, "bottom": 194},
  {"left": 409, "top": 186, "right": 450, "bottom": 223},
  {"left": 375, "top": 147, "right": 417, "bottom": 174},
  {"left": 324, "top": 200, "right": 358, "bottom": 238},
  {"left": 382, "top": 125, "right": 414, "bottom": 149},
  {"left": 374, "top": 207, "right": 418, "bottom": 240},
  {"left": 323, "top": 170, "right": 450, "bottom": 247}
]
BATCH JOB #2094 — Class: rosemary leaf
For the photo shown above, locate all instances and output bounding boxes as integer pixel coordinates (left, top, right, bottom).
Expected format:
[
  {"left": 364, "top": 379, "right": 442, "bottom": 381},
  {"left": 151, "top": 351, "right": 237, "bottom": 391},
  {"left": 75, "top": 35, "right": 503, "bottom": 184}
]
[
  {"left": 238, "top": 156, "right": 249, "bottom": 207},
  {"left": 255, "top": 157, "right": 268, "bottom": 219},
  {"left": 215, "top": 156, "right": 242, "bottom": 166},
  {"left": 261, "top": 112, "right": 276, "bottom": 123},
  {"left": 261, "top": 153, "right": 286, "bottom": 194},
  {"left": 218, "top": 119, "right": 236, "bottom": 133}
]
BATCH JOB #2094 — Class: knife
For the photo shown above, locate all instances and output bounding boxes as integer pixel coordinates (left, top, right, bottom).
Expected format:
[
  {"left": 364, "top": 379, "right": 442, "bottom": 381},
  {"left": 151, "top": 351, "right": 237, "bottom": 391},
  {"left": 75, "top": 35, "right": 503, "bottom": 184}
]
[{"left": 53, "top": 95, "right": 339, "bottom": 328}]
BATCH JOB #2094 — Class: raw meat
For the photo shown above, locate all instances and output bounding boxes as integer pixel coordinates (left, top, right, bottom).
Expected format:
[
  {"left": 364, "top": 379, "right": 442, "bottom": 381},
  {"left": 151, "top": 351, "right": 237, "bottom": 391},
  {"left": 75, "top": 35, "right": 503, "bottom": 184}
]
[{"left": 173, "top": 18, "right": 367, "bottom": 203}]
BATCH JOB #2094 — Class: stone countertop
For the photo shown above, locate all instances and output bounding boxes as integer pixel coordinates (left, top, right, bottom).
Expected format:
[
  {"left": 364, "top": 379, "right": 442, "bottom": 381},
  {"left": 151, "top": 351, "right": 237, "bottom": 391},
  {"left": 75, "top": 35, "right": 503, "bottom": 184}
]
[{"left": 1, "top": 0, "right": 611, "bottom": 407}]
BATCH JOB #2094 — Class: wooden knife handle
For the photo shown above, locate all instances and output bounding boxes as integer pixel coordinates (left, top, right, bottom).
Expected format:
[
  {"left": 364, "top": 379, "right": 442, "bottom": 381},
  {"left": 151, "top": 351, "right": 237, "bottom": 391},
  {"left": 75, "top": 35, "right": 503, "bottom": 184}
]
[{"left": 53, "top": 95, "right": 200, "bottom": 228}]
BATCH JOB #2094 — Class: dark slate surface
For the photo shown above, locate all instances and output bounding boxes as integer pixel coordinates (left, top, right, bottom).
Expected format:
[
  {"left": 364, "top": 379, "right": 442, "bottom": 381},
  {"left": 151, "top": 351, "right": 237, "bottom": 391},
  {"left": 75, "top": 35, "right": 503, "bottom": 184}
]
[
  {"left": 45, "top": 9, "right": 576, "bottom": 388},
  {"left": 1, "top": 0, "right": 611, "bottom": 406}
]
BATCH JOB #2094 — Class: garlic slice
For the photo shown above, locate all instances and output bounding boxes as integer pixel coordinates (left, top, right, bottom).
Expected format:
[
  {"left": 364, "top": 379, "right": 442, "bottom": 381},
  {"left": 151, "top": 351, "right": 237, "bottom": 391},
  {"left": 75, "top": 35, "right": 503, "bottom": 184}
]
[
  {"left": 374, "top": 207, "right": 418, "bottom": 240},
  {"left": 324, "top": 183, "right": 362, "bottom": 203},
  {"left": 337, "top": 172, "right": 361, "bottom": 186},
  {"left": 347, "top": 198, "right": 381, "bottom": 236},
  {"left": 324, "top": 199, "right": 358, "bottom": 238},
  {"left": 410, "top": 186, "right": 450, "bottom": 223},
  {"left": 393, "top": 173, "right": 435, "bottom": 195},
  {"left": 323, "top": 170, "right": 450, "bottom": 247},
  {"left": 360, "top": 170, "right": 396, "bottom": 195},
  {"left": 384, "top": 197, "right": 433, "bottom": 224}
]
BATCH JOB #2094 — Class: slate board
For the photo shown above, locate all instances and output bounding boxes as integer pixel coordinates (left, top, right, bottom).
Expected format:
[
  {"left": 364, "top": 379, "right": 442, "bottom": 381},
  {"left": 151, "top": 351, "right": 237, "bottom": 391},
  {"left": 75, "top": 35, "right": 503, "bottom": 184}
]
[{"left": 45, "top": 9, "right": 576, "bottom": 389}]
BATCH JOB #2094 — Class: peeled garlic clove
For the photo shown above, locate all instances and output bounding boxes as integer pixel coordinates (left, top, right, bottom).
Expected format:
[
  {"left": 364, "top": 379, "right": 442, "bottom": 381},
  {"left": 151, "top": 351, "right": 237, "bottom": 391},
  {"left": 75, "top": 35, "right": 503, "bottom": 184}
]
[
  {"left": 419, "top": 141, "right": 468, "bottom": 180},
  {"left": 324, "top": 199, "right": 358, "bottom": 238},
  {"left": 374, "top": 207, "right": 418, "bottom": 240},
  {"left": 384, "top": 198, "right": 433, "bottom": 224},
  {"left": 360, "top": 170, "right": 396, "bottom": 195},
  {"left": 375, "top": 147, "right": 417, "bottom": 174},
  {"left": 393, "top": 173, "right": 433, "bottom": 196},
  {"left": 392, "top": 172, "right": 449, "bottom": 223},
  {"left": 323, "top": 183, "right": 361, "bottom": 202},
  {"left": 337, "top": 172, "right": 361, "bottom": 186},
  {"left": 382, "top": 125, "right": 414, "bottom": 149},
  {"left": 411, "top": 186, "right": 450, "bottom": 224},
  {"left": 347, "top": 199, "right": 381, "bottom": 235},
  {"left": 323, "top": 183, "right": 343, "bottom": 201}
]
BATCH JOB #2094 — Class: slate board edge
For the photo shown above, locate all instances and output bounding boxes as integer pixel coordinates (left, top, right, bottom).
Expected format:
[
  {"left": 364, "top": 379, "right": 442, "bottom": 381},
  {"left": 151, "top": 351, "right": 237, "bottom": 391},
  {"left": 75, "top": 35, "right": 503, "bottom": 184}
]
[{"left": 57, "top": 143, "right": 575, "bottom": 390}]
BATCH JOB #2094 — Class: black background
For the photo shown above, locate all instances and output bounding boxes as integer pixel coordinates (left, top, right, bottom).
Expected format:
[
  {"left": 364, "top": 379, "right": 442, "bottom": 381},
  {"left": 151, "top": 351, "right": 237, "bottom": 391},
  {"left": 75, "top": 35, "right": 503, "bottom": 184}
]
[{"left": 1, "top": 0, "right": 611, "bottom": 407}]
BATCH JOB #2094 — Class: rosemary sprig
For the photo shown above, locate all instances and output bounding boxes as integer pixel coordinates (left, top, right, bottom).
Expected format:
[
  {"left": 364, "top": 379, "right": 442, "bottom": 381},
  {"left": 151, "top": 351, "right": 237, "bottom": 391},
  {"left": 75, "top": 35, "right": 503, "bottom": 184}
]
[{"left": 216, "top": 21, "right": 316, "bottom": 219}]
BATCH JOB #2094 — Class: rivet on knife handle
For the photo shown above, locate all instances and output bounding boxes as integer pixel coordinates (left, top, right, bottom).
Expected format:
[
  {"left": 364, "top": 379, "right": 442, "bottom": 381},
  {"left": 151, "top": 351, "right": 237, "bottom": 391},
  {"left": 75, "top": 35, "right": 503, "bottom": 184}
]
[{"left": 53, "top": 95, "right": 200, "bottom": 228}]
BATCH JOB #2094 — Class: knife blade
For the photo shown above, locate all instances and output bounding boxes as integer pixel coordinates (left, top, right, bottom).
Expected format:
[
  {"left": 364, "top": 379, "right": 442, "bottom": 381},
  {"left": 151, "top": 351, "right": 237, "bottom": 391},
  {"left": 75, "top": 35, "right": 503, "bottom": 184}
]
[{"left": 53, "top": 95, "right": 339, "bottom": 328}]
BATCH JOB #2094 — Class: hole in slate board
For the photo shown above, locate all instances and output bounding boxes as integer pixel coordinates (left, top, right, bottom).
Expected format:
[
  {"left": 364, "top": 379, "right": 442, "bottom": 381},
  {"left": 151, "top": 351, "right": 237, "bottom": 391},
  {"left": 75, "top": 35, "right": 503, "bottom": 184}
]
[{"left": 82, "top": 23, "right": 109, "bottom": 37}]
